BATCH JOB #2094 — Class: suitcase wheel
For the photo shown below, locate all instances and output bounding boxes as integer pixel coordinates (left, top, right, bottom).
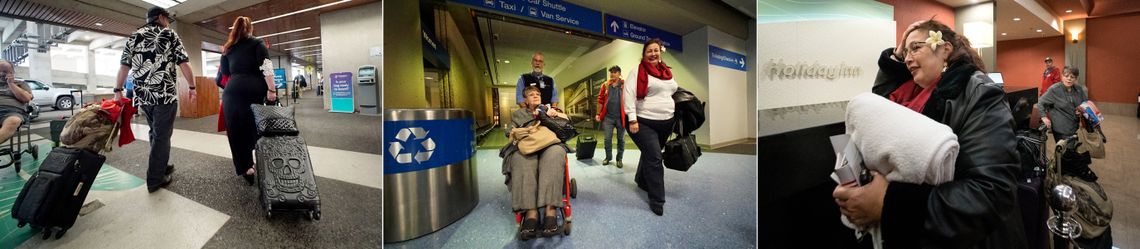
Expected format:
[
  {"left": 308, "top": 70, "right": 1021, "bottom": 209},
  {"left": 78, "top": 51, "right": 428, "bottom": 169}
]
[
  {"left": 308, "top": 209, "right": 321, "bottom": 221},
  {"left": 55, "top": 229, "right": 66, "bottom": 239},
  {"left": 570, "top": 178, "right": 578, "bottom": 199},
  {"left": 41, "top": 229, "right": 51, "bottom": 240},
  {"left": 265, "top": 211, "right": 273, "bottom": 219},
  {"left": 563, "top": 221, "right": 572, "bottom": 235},
  {"left": 16, "top": 221, "right": 25, "bottom": 228}
]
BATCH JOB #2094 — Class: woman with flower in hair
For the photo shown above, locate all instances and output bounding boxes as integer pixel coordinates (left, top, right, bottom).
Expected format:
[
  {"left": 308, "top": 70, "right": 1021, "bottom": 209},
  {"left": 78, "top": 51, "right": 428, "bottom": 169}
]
[{"left": 832, "top": 20, "right": 1025, "bottom": 248}]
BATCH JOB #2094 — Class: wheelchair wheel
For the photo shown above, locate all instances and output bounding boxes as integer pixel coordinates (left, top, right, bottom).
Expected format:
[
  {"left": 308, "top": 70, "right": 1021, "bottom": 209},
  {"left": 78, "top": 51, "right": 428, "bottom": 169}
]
[{"left": 570, "top": 178, "right": 577, "bottom": 199}]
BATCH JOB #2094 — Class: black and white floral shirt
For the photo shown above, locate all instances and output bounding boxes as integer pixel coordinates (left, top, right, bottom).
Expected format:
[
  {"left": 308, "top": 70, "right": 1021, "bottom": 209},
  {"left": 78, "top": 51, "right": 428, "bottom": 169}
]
[{"left": 120, "top": 24, "right": 190, "bottom": 106}]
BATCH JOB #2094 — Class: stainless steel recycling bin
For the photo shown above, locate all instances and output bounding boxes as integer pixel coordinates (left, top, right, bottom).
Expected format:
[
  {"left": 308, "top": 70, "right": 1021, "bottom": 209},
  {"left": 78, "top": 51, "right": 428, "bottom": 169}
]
[{"left": 383, "top": 109, "right": 478, "bottom": 243}]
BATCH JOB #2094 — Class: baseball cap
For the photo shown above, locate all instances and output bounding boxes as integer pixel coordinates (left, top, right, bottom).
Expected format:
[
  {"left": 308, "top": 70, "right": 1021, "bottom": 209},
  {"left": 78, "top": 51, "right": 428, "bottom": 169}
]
[{"left": 147, "top": 7, "right": 171, "bottom": 24}]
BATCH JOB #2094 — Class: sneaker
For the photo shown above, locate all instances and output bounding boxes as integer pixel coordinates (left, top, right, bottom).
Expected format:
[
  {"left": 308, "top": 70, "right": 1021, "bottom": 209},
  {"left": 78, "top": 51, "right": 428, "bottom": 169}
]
[
  {"left": 148, "top": 175, "right": 173, "bottom": 193},
  {"left": 602, "top": 159, "right": 611, "bottom": 165},
  {"left": 616, "top": 161, "right": 623, "bottom": 169}
]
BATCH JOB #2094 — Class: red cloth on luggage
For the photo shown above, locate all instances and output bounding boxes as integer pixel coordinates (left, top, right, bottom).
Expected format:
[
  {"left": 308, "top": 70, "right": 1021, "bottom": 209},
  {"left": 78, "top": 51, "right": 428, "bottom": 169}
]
[{"left": 116, "top": 98, "right": 137, "bottom": 146}]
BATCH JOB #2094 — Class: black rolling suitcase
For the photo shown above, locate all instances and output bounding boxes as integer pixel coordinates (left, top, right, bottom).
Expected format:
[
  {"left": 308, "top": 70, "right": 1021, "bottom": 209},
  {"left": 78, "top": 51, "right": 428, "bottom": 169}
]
[
  {"left": 1016, "top": 127, "right": 1048, "bottom": 249},
  {"left": 575, "top": 135, "right": 596, "bottom": 160},
  {"left": 255, "top": 136, "right": 321, "bottom": 220},
  {"left": 11, "top": 147, "right": 106, "bottom": 239}
]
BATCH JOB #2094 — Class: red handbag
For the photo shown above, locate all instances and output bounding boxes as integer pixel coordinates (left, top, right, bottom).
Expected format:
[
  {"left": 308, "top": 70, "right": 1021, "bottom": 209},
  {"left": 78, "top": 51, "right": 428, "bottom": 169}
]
[{"left": 217, "top": 72, "right": 229, "bottom": 132}]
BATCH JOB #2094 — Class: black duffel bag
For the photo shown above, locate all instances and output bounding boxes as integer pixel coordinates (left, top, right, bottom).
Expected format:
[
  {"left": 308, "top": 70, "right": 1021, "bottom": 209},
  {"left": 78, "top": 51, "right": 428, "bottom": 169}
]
[
  {"left": 537, "top": 105, "right": 578, "bottom": 141},
  {"left": 664, "top": 119, "right": 701, "bottom": 171}
]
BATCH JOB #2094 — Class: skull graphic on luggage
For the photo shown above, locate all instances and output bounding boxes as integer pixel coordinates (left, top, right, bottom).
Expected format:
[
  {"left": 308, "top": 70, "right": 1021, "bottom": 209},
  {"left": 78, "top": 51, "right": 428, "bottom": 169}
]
[{"left": 260, "top": 137, "right": 319, "bottom": 202}]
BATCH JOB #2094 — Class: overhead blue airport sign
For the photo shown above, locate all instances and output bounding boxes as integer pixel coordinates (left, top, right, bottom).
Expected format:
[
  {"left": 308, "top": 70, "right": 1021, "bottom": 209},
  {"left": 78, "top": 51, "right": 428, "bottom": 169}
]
[
  {"left": 604, "top": 14, "right": 683, "bottom": 52},
  {"left": 452, "top": 0, "right": 603, "bottom": 34},
  {"left": 708, "top": 45, "right": 746, "bottom": 71}
]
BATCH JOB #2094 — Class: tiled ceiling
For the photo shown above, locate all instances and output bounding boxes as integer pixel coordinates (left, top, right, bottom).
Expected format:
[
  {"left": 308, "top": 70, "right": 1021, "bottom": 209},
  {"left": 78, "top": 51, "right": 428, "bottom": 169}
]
[
  {"left": 479, "top": 16, "right": 607, "bottom": 86},
  {"left": 196, "top": 0, "right": 379, "bottom": 66},
  {"left": 0, "top": 0, "right": 138, "bottom": 36},
  {"left": 997, "top": 0, "right": 1062, "bottom": 41}
]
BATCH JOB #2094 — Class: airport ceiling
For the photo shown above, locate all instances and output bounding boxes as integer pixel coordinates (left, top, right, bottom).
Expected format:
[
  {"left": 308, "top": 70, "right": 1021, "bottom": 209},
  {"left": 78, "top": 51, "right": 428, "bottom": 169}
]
[
  {"left": 1, "top": 0, "right": 378, "bottom": 67},
  {"left": 477, "top": 16, "right": 609, "bottom": 86}
]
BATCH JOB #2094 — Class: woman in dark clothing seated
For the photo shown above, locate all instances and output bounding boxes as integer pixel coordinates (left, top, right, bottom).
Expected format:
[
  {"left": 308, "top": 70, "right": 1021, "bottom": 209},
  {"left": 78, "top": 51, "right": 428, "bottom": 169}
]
[
  {"left": 218, "top": 16, "right": 278, "bottom": 185},
  {"left": 502, "top": 86, "right": 568, "bottom": 240},
  {"left": 832, "top": 20, "right": 1025, "bottom": 248}
]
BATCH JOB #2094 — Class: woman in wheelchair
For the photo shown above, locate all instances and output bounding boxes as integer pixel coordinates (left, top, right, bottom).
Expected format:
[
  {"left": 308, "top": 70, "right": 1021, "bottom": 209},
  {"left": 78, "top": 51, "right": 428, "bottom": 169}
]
[{"left": 502, "top": 86, "right": 569, "bottom": 240}]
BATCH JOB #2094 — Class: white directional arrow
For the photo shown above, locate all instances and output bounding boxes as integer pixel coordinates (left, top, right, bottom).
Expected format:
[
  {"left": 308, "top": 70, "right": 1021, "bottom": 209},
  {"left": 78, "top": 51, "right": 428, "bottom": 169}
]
[
  {"left": 388, "top": 142, "right": 403, "bottom": 156},
  {"left": 395, "top": 128, "right": 412, "bottom": 141},
  {"left": 611, "top": 21, "right": 619, "bottom": 33},
  {"left": 409, "top": 127, "right": 429, "bottom": 140},
  {"left": 739, "top": 58, "right": 746, "bottom": 67}
]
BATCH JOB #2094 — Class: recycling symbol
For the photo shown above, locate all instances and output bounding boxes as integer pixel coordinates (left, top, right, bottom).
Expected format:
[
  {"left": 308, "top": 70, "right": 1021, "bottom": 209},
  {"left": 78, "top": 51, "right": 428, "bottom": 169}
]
[{"left": 388, "top": 127, "right": 435, "bottom": 164}]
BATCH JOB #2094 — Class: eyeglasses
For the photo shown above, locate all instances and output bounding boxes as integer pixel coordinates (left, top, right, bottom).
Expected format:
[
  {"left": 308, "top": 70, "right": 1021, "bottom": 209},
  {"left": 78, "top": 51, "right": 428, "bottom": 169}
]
[{"left": 904, "top": 42, "right": 929, "bottom": 57}]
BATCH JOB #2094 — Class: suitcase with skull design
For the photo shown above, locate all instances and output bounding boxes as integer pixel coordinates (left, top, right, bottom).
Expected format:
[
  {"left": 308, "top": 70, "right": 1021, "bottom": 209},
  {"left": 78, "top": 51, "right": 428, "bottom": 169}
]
[{"left": 255, "top": 135, "right": 321, "bottom": 220}]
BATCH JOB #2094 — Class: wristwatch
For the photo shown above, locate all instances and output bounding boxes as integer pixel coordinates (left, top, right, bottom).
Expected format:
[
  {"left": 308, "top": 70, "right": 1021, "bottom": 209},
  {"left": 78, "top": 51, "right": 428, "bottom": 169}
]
[
  {"left": 188, "top": 86, "right": 196, "bottom": 90},
  {"left": 113, "top": 88, "right": 123, "bottom": 93}
]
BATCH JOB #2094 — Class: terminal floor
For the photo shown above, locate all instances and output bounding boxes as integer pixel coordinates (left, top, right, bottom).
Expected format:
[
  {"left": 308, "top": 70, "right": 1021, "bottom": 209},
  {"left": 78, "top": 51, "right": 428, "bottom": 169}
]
[
  {"left": 3, "top": 91, "right": 382, "bottom": 248},
  {"left": 385, "top": 149, "right": 758, "bottom": 248}
]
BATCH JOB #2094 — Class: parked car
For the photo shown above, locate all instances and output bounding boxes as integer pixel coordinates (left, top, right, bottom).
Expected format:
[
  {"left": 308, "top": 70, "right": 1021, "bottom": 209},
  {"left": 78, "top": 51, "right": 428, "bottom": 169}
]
[{"left": 19, "top": 78, "right": 78, "bottom": 110}]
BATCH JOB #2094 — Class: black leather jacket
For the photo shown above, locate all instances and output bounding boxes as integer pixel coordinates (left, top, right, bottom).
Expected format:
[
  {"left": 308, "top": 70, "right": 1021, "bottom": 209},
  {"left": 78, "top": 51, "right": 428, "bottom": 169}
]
[{"left": 872, "top": 48, "right": 1027, "bottom": 249}]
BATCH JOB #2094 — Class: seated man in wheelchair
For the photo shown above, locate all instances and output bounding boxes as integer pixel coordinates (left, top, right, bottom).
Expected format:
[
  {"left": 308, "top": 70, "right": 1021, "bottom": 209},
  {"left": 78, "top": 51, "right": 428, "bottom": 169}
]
[
  {"left": 0, "top": 60, "right": 33, "bottom": 149},
  {"left": 501, "top": 86, "right": 569, "bottom": 240}
]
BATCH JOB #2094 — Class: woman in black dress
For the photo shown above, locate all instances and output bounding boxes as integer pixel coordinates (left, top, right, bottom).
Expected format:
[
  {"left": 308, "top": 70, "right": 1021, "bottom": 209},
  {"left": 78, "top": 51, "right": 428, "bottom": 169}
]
[{"left": 218, "top": 16, "right": 277, "bottom": 185}]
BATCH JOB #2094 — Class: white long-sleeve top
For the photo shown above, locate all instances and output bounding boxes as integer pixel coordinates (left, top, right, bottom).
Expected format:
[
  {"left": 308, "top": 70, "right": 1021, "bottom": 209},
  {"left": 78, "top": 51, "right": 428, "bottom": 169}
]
[{"left": 623, "top": 65, "right": 677, "bottom": 122}]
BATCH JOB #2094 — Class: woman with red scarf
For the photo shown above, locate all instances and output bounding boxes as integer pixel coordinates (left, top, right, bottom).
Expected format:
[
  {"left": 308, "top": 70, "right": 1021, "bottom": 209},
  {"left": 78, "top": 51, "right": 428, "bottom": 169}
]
[{"left": 622, "top": 38, "right": 677, "bottom": 216}]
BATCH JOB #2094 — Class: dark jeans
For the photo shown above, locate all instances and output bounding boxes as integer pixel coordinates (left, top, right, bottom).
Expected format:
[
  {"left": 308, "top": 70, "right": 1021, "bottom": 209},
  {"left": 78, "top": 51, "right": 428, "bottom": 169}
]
[
  {"left": 601, "top": 116, "right": 625, "bottom": 161},
  {"left": 629, "top": 117, "right": 674, "bottom": 207},
  {"left": 141, "top": 103, "right": 177, "bottom": 187}
]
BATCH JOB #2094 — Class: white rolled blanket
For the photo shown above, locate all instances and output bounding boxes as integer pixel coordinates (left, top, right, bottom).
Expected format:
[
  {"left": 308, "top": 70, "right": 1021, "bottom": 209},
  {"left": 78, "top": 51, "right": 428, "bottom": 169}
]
[
  {"left": 846, "top": 92, "right": 958, "bottom": 184},
  {"left": 836, "top": 92, "right": 960, "bottom": 248}
]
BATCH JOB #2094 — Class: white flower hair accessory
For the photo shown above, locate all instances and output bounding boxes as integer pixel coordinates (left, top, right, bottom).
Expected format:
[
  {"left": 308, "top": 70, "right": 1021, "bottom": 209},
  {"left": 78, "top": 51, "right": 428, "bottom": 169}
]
[{"left": 926, "top": 30, "right": 946, "bottom": 51}]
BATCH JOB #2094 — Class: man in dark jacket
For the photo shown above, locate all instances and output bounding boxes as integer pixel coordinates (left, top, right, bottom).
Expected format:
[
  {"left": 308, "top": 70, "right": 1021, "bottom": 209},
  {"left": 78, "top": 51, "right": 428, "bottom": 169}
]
[{"left": 834, "top": 22, "right": 1025, "bottom": 248}]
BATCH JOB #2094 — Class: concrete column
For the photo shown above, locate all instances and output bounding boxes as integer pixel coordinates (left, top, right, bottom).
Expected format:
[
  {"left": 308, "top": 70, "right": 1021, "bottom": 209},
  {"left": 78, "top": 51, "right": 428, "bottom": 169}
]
[
  {"left": 1063, "top": 19, "right": 1087, "bottom": 89},
  {"left": 381, "top": 0, "right": 425, "bottom": 108},
  {"left": 25, "top": 22, "right": 53, "bottom": 85},
  {"left": 173, "top": 23, "right": 204, "bottom": 77},
  {"left": 86, "top": 48, "right": 98, "bottom": 91}
]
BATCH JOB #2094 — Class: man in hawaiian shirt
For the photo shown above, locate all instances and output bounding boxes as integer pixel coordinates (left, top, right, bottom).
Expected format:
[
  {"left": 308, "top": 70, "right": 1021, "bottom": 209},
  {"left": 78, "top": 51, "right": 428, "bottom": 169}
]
[{"left": 115, "top": 6, "right": 198, "bottom": 193}]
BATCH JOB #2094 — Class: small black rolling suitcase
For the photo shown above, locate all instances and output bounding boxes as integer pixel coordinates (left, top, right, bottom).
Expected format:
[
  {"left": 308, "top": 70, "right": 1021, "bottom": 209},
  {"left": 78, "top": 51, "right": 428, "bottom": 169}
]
[
  {"left": 1016, "top": 127, "right": 1048, "bottom": 249},
  {"left": 255, "top": 136, "right": 321, "bottom": 220},
  {"left": 11, "top": 147, "right": 106, "bottom": 239},
  {"left": 575, "top": 135, "right": 596, "bottom": 160}
]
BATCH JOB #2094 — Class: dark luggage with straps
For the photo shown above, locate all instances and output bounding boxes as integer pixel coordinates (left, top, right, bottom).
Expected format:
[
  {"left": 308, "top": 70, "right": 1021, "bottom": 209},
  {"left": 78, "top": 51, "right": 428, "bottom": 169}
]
[
  {"left": 1016, "top": 126, "right": 1048, "bottom": 249},
  {"left": 11, "top": 147, "right": 106, "bottom": 239},
  {"left": 575, "top": 135, "right": 596, "bottom": 160},
  {"left": 255, "top": 136, "right": 322, "bottom": 220},
  {"left": 252, "top": 101, "right": 320, "bottom": 220}
]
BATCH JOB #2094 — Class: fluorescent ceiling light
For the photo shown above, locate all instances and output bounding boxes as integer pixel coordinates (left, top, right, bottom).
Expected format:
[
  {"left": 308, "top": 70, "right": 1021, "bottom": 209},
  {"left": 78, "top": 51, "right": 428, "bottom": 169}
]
[
  {"left": 292, "top": 49, "right": 321, "bottom": 54},
  {"left": 142, "top": 0, "right": 184, "bottom": 9},
  {"left": 252, "top": 0, "right": 351, "bottom": 25},
  {"left": 1066, "top": 10, "right": 1073, "bottom": 13},
  {"left": 275, "top": 36, "right": 320, "bottom": 46},
  {"left": 258, "top": 27, "right": 311, "bottom": 39},
  {"left": 285, "top": 44, "right": 322, "bottom": 51}
]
